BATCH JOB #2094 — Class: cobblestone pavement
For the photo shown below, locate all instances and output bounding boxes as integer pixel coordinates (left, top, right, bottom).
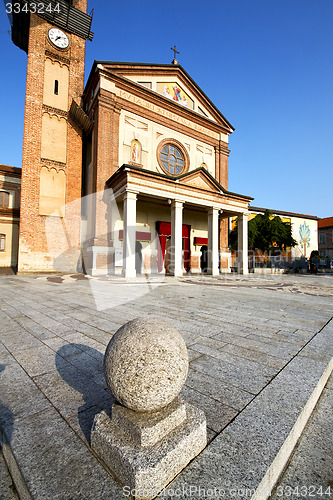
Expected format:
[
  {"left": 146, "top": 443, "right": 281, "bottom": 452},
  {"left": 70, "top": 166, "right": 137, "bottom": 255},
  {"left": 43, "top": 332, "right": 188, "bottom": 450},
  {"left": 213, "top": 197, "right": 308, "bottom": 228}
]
[{"left": 0, "top": 273, "right": 332, "bottom": 499}]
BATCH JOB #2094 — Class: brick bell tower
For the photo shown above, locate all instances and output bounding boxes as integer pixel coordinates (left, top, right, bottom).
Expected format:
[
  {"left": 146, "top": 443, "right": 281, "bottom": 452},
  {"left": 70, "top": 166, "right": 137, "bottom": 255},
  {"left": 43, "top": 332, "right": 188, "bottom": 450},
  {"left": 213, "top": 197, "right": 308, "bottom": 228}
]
[{"left": 7, "top": 0, "right": 93, "bottom": 272}]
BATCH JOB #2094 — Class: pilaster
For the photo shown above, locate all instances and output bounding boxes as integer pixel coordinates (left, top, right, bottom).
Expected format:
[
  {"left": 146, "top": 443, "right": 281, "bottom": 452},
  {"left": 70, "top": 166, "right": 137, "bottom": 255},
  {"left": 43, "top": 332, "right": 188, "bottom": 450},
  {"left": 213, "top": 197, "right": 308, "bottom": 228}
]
[{"left": 216, "top": 141, "right": 230, "bottom": 190}]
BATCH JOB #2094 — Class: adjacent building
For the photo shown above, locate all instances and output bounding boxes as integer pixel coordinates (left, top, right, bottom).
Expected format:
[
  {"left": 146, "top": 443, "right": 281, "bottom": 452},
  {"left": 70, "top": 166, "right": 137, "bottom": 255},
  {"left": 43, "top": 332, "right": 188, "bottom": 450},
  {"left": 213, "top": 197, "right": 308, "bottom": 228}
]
[
  {"left": 318, "top": 217, "right": 333, "bottom": 259},
  {"left": 0, "top": 165, "right": 21, "bottom": 269},
  {"left": 249, "top": 206, "right": 319, "bottom": 259}
]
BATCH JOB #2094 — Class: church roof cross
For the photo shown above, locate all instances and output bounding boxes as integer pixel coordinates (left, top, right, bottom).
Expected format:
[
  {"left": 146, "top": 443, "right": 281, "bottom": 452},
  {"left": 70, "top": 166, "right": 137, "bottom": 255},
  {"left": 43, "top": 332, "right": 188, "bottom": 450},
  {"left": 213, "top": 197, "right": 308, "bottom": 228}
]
[{"left": 171, "top": 45, "right": 179, "bottom": 65}]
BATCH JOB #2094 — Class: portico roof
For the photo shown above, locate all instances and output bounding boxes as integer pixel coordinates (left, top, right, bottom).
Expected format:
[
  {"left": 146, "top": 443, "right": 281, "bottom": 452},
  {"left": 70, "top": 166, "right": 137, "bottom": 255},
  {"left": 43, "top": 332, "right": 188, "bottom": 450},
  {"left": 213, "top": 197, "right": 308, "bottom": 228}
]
[{"left": 106, "top": 165, "right": 253, "bottom": 215}]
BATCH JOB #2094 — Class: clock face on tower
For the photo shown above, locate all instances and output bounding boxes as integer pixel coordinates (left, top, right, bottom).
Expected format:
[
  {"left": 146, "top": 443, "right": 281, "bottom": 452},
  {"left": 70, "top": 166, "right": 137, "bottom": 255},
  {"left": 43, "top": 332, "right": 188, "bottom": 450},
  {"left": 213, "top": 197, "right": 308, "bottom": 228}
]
[{"left": 48, "top": 28, "right": 69, "bottom": 49}]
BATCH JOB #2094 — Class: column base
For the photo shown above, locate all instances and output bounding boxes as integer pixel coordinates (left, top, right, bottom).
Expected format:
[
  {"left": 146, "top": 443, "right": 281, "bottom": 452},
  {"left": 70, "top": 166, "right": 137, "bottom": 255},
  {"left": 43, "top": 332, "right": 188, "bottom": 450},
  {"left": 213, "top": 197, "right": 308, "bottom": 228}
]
[
  {"left": 124, "top": 270, "right": 137, "bottom": 279},
  {"left": 84, "top": 246, "right": 114, "bottom": 276},
  {"left": 168, "top": 270, "right": 183, "bottom": 277}
]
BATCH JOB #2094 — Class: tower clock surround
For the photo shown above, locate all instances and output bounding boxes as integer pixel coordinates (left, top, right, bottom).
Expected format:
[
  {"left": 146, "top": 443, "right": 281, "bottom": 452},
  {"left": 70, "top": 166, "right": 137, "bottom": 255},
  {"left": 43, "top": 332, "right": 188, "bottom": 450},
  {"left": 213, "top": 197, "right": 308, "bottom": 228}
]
[{"left": 48, "top": 27, "right": 69, "bottom": 49}]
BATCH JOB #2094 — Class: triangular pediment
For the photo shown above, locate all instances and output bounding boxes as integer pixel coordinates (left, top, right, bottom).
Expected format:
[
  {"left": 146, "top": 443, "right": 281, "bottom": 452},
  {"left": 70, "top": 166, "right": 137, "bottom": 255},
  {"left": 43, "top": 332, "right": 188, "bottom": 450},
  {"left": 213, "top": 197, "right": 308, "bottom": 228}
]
[
  {"left": 94, "top": 62, "right": 234, "bottom": 132},
  {"left": 179, "top": 168, "right": 224, "bottom": 193}
]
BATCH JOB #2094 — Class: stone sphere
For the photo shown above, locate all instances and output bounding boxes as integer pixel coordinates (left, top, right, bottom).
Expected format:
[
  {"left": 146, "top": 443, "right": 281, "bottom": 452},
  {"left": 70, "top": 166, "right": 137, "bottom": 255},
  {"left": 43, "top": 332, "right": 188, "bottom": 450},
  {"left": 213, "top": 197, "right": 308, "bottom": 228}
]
[{"left": 104, "top": 317, "right": 189, "bottom": 412}]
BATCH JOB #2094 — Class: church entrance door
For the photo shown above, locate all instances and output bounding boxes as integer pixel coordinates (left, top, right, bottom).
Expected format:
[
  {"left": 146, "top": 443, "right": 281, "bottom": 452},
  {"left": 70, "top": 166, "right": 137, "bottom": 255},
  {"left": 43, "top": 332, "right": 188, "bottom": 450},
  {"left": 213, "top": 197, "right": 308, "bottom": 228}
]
[{"left": 156, "top": 221, "right": 191, "bottom": 273}]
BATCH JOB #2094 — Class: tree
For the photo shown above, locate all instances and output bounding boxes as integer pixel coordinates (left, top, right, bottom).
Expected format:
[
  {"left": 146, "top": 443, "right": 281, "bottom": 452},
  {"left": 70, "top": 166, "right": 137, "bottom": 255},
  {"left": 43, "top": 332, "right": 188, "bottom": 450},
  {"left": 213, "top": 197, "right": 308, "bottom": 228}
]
[{"left": 229, "top": 210, "right": 297, "bottom": 252}]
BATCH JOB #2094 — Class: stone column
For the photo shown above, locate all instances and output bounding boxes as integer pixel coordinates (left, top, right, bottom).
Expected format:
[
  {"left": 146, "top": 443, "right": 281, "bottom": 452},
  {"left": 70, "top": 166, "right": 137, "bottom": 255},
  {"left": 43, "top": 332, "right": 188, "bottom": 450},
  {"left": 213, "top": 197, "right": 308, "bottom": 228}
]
[
  {"left": 109, "top": 193, "right": 120, "bottom": 274},
  {"left": 123, "top": 190, "right": 137, "bottom": 278},
  {"left": 238, "top": 212, "right": 249, "bottom": 275},
  {"left": 170, "top": 200, "right": 183, "bottom": 277},
  {"left": 208, "top": 207, "right": 220, "bottom": 276}
]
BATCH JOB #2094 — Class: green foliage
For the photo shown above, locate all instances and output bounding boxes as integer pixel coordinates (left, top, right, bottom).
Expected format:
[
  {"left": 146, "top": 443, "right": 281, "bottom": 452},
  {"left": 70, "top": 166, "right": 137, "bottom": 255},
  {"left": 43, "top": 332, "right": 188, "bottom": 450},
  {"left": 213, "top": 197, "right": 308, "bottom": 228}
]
[{"left": 229, "top": 210, "right": 297, "bottom": 252}]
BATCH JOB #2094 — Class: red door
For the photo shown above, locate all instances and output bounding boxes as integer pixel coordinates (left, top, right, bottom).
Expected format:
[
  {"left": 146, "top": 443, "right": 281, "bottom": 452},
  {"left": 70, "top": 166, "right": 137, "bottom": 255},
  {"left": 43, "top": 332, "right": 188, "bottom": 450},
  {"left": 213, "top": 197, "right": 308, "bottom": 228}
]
[{"left": 156, "top": 221, "right": 191, "bottom": 273}]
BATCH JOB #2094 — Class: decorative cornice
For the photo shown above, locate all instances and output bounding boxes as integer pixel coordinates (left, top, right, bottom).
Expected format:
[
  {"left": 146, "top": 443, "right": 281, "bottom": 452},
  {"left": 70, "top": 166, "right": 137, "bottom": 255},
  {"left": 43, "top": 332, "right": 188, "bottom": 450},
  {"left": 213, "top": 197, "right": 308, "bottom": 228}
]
[
  {"left": 42, "top": 105, "right": 68, "bottom": 118},
  {"left": 45, "top": 49, "right": 70, "bottom": 65},
  {"left": 40, "top": 159, "right": 66, "bottom": 169},
  {"left": 107, "top": 164, "right": 254, "bottom": 201},
  {"left": 98, "top": 94, "right": 122, "bottom": 113},
  {"left": 217, "top": 144, "right": 230, "bottom": 156},
  {"left": 215, "top": 142, "right": 229, "bottom": 150},
  {"left": 116, "top": 96, "right": 219, "bottom": 146}
]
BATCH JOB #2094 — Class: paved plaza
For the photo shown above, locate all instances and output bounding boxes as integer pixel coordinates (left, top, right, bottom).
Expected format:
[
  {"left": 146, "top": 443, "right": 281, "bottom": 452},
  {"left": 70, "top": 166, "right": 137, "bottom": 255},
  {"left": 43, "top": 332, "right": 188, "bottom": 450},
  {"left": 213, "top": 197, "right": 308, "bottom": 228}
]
[{"left": 0, "top": 273, "right": 332, "bottom": 499}]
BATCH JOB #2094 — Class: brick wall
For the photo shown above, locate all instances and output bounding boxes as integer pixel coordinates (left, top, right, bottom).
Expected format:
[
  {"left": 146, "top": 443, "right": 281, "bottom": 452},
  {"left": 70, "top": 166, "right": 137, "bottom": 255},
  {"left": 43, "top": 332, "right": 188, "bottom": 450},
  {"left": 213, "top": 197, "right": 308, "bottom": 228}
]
[{"left": 18, "top": 2, "right": 87, "bottom": 272}]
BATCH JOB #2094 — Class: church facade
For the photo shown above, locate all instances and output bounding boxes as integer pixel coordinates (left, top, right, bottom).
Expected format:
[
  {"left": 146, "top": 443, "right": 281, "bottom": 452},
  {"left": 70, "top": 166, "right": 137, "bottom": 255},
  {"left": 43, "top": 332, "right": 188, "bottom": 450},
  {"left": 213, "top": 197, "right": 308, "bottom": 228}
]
[
  {"left": 7, "top": 1, "right": 252, "bottom": 276},
  {"left": 80, "top": 62, "right": 252, "bottom": 276}
]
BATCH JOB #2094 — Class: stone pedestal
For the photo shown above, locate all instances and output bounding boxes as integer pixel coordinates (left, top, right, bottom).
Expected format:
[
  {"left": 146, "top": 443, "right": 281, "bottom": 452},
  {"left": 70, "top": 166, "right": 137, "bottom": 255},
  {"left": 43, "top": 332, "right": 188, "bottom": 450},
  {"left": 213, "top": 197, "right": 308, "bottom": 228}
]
[
  {"left": 92, "top": 398, "right": 206, "bottom": 500},
  {"left": 91, "top": 317, "right": 207, "bottom": 499}
]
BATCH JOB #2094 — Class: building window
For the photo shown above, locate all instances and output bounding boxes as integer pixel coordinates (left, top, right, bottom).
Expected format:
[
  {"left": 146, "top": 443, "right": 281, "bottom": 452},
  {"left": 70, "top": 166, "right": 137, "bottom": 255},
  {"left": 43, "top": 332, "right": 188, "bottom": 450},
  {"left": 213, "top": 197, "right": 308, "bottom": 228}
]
[
  {"left": 0, "top": 191, "right": 10, "bottom": 208},
  {"left": 160, "top": 144, "right": 184, "bottom": 174},
  {"left": 0, "top": 234, "right": 5, "bottom": 251},
  {"left": 157, "top": 139, "right": 189, "bottom": 176},
  {"left": 319, "top": 232, "right": 326, "bottom": 244}
]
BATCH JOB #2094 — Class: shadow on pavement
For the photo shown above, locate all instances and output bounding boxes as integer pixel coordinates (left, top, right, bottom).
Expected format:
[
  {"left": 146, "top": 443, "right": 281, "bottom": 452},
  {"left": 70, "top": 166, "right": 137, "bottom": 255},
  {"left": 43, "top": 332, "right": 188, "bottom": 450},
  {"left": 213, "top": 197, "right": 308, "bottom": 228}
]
[
  {"left": 55, "top": 345, "right": 115, "bottom": 444},
  {"left": 0, "top": 365, "right": 14, "bottom": 447}
]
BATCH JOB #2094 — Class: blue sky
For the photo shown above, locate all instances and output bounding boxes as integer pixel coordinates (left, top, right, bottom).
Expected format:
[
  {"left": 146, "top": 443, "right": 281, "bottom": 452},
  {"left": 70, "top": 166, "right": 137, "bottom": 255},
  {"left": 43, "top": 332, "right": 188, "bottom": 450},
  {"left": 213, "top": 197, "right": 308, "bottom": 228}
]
[{"left": 1, "top": 0, "right": 332, "bottom": 218}]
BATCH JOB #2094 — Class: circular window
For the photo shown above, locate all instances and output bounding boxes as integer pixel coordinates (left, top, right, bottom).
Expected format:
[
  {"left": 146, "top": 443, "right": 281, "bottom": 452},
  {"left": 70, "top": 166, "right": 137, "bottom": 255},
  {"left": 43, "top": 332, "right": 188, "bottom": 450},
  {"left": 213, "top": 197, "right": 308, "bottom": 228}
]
[{"left": 157, "top": 139, "right": 189, "bottom": 176}]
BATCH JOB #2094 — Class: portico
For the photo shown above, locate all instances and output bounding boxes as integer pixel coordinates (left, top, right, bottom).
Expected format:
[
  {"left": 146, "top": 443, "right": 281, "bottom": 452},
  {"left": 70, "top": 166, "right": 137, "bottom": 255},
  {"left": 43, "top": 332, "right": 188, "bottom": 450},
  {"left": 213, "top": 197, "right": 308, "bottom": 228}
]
[{"left": 102, "top": 164, "right": 252, "bottom": 277}]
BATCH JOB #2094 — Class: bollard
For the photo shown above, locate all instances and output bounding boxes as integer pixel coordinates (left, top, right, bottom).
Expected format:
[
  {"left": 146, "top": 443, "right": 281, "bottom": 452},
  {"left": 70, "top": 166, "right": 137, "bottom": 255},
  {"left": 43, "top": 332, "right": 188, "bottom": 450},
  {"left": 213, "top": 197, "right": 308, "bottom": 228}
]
[{"left": 91, "top": 317, "right": 207, "bottom": 500}]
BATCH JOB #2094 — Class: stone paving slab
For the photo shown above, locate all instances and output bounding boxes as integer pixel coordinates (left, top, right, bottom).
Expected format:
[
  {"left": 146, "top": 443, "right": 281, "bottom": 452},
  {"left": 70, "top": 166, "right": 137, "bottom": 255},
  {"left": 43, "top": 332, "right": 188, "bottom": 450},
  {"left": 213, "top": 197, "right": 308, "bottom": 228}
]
[
  {"left": 2, "top": 406, "right": 124, "bottom": 500},
  {"left": 188, "top": 353, "right": 274, "bottom": 394},
  {"left": 0, "top": 452, "right": 18, "bottom": 500},
  {"left": 271, "top": 374, "right": 333, "bottom": 499},
  {"left": 0, "top": 273, "right": 332, "bottom": 499},
  {"left": 165, "top": 322, "right": 333, "bottom": 500}
]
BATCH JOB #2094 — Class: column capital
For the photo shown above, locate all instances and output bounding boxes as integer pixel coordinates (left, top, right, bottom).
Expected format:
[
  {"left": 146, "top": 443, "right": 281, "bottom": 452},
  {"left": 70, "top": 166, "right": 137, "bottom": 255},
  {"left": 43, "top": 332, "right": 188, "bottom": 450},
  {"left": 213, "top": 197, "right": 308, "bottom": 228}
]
[
  {"left": 208, "top": 206, "right": 221, "bottom": 214},
  {"left": 215, "top": 143, "right": 229, "bottom": 155},
  {"left": 171, "top": 199, "right": 184, "bottom": 208},
  {"left": 123, "top": 190, "right": 139, "bottom": 201},
  {"left": 98, "top": 95, "right": 122, "bottom": 114}
]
